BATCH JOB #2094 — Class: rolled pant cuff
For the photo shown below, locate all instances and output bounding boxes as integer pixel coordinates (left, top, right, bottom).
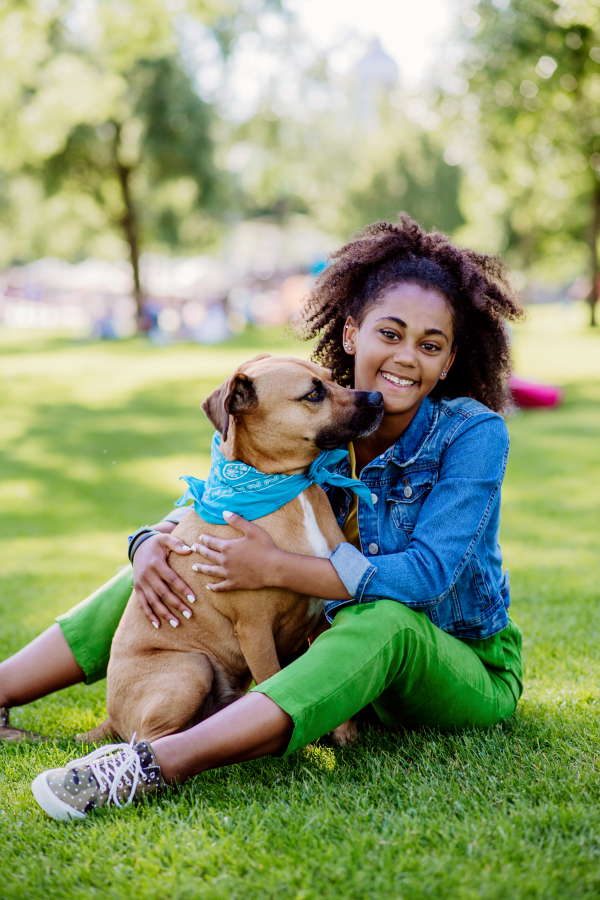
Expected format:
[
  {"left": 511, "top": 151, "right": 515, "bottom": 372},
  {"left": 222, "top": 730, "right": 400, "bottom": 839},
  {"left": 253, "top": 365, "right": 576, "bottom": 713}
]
[{"left": 250, "top": 684, "right": 311, "bottom": 757}]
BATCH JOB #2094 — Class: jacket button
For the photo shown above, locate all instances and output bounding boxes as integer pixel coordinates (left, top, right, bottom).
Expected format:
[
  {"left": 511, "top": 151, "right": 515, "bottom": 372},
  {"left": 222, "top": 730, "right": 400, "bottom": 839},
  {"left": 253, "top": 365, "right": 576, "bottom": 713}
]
[
  {"left": 368, "top": 542, "right": 379, "bottom": 555},
  {"left": 371, "top": 493, "right": 378, "bottom": 504},
  {"left": 404, "top": 485, "right": 413, "bottom": 498}
]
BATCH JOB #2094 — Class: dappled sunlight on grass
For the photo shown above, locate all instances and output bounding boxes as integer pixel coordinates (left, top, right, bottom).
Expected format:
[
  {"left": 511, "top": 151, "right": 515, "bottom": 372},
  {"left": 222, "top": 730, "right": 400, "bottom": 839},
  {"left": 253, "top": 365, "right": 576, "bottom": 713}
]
[{"left": 1, "top": 322, "right": 600, "bottom": 899}]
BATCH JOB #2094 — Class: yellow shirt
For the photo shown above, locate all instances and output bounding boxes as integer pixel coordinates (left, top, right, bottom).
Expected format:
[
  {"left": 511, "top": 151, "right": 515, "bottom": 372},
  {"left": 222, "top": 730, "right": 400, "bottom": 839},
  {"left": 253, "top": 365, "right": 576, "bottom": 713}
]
[{"left": 341, "top": 442, "right": 361, "bottom": 551}]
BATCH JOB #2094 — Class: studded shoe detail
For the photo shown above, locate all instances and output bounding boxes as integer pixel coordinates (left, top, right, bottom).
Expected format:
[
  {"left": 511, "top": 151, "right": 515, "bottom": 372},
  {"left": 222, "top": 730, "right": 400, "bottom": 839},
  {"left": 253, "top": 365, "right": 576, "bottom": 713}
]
[{"left": 31, "top": 738, "right": 165, "bottom": 820}]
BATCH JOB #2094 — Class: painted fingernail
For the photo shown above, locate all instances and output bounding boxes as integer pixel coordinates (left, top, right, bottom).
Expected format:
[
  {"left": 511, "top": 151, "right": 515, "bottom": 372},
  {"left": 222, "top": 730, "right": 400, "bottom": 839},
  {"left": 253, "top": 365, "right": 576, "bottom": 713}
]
[
  {"left": 191, "top": 544, "right": 197, "bottom": 552},
  {"left": 206, "top": 585, "right": 212, "bottom": 591},
  {"left": 187, "top": 594, "right": 195, "bottom": 602},
  {"left": 170, "top": 619, "right": 178, "bottom": 627},
  {"left": 182, "top": 545, "right": 192, "bottom": 551},
  {"left": 152, "top": 621, "right": 159, "bottom": 629},
  {"left": 192, "top": 564, "right": 199, "bottom": 572},
  {"left": 182, "top": 610, "right": 192, "bottom": 619},
  {"left": 223, "top": 511, "right": 233, "bottom": 519}
]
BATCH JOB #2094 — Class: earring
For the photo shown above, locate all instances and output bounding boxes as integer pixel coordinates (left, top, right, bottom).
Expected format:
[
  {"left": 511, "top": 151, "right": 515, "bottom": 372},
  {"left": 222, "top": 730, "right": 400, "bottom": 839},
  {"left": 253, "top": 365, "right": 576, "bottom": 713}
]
[{"left": 440, "top": 372, "right": 446, "bottom": 379}]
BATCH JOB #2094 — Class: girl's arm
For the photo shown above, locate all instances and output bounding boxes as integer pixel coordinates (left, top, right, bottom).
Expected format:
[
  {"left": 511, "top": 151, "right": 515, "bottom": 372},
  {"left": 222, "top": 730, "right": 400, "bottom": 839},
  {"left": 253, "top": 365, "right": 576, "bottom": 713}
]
[
  {"left": 336, "top": 414, "right": 510, "bottom": 608},
  {"left": 195, "top": 514, "right": 351, "bottom": 600},
  {"left": 194, "top": 413, "right": 508, "bottom": 608}
]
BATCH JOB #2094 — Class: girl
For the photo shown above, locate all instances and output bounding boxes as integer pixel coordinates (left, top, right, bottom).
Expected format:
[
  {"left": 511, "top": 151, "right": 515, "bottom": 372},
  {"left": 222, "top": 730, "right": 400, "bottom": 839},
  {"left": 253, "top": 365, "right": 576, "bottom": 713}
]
[{"left": 10, "top": 216, "right": 524, "bottom": 820}]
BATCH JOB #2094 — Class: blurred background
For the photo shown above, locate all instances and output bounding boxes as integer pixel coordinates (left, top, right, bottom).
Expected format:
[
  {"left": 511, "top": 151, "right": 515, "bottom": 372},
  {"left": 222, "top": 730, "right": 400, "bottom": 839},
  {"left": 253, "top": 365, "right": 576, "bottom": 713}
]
[{"left": 3, "top": 0, "right": 600, "bottom": 342}]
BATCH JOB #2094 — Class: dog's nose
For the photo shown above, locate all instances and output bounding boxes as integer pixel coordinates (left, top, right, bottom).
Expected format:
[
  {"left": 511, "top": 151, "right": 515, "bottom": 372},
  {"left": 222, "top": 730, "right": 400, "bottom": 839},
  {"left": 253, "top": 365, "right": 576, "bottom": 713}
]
[{"left": 366, "top": 391, "right": 384, "bottom": 407}]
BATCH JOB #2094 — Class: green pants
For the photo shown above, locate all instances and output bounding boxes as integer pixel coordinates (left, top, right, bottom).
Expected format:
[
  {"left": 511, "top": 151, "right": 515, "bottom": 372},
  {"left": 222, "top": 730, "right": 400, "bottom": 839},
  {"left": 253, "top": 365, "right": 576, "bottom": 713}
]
[
  {"left": 253, "top": 600, "right": 522, "bottom": 755},
  {"left": 57, "top": 570, "right": 522, "bottom": 746},
  {"left": 57, "top": 566, "right": 134, "bottom": 685}
]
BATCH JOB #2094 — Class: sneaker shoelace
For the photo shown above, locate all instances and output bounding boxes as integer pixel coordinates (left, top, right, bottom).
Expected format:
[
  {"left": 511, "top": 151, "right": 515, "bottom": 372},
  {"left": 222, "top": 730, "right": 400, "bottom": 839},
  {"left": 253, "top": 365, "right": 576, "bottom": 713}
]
[{"left": 67, "top": 736, "right": 146, "bottom": 808}]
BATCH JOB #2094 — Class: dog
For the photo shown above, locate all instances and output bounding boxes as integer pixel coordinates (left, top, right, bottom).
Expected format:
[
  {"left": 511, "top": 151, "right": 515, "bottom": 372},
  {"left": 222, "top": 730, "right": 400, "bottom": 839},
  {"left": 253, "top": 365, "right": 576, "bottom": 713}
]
[{"left": 84, "top": 355, "right": 383, "bottom": 744}]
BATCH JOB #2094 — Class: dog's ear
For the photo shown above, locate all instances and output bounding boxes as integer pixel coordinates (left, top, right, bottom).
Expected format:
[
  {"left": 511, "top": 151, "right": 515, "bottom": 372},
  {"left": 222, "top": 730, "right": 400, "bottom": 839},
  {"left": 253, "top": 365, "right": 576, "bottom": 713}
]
[{"left": 201, "top": 373, "right": 258, "bottom": 441}]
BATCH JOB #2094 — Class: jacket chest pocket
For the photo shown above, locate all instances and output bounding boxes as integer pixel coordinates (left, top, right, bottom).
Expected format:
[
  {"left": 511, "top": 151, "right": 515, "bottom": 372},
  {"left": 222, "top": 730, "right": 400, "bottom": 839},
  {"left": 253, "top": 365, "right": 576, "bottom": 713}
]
[{"left": 387, "top": 472, "right": 434, "bottom": 531}]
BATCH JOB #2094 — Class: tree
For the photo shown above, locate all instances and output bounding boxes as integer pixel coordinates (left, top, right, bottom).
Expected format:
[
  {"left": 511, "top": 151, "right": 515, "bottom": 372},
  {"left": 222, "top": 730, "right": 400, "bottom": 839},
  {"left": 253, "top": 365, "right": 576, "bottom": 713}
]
[
  {"left": 0, "top": 0, "right": 278, "bottom": 323},
  {"left": 449, "top": 0, "right": 600, "bottom": 324},
  {"left": 43, "top": 55, "right": 219, "bottom": 321},
  {"left": 342, "top": 130, "right": 464, "bottom": 236}
]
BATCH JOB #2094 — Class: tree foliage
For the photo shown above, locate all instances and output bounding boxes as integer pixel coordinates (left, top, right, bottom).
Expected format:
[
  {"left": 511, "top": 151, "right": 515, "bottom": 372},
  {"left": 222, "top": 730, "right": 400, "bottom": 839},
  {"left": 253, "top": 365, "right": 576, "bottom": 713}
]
[
  {"left": 0, "top": 0, "right": 271, "bottom": 319},
  {"left": 453, "top": 0, "right": 600, "bottom": 323}
]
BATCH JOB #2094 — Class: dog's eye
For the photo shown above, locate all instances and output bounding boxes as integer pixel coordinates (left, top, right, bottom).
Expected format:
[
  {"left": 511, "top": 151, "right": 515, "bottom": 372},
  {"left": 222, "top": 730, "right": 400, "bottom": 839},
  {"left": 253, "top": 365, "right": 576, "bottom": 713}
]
[{"left": 304, "top": 387, "right": 324, "bottom": 402}]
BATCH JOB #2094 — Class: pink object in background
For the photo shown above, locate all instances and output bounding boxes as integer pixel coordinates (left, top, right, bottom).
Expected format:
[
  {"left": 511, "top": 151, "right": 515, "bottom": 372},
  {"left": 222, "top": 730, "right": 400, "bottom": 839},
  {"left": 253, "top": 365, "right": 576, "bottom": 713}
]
[{"left": 509, "top": 376, "right": 563, "bottom": 409}]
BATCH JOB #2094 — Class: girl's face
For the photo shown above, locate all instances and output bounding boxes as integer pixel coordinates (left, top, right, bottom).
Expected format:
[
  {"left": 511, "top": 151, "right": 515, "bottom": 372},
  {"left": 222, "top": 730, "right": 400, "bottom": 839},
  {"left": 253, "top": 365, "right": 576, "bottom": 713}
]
[{"left": 344, "top": 283, "right": 456, "bottom": 421}]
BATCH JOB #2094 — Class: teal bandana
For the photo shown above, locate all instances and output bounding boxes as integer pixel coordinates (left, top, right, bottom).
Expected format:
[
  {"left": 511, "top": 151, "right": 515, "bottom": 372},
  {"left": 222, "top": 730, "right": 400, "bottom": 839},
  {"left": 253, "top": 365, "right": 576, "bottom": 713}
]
[{"left": 175, "top": 432, "right": 374, "bottom": 524}]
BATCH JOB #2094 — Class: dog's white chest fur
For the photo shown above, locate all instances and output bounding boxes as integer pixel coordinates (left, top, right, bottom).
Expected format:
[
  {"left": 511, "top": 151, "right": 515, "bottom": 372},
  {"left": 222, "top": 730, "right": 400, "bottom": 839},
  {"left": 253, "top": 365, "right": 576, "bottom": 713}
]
[
  {"left": 298, "top": 491, "right": 331, "bottom": 559},
  {"left": 298, "top": 491, "right": 330, "bottom": 620}
]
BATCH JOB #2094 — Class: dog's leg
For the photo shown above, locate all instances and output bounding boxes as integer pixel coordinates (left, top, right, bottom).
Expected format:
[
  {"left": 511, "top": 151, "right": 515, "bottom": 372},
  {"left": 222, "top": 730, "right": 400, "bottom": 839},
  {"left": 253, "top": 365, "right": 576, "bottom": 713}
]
[
  {"left": 235, "top": 622, "right": 281, "bottom": 685},
  {"left": 76, "top": 718, "right": 119, "bottom": 744},
  {"left": 107, "top": 650, "right": 216, "bottom": 743}
]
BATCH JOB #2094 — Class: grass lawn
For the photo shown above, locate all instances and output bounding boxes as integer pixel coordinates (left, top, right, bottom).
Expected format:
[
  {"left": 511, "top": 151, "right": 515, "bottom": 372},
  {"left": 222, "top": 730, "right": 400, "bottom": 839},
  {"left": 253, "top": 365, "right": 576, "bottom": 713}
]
[{"left": 1, "top": 304, "right": 600, "bottom": 900}]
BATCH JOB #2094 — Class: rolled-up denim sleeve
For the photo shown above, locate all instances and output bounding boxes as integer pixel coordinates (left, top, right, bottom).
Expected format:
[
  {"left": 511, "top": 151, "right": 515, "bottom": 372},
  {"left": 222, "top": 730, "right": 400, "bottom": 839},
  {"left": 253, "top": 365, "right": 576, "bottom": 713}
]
[
  {"left": 330, "top": 414, "right": 509, "bottom": 610},
  {"left": 329, "top": 541, "right": 376, "bottom": 597}
]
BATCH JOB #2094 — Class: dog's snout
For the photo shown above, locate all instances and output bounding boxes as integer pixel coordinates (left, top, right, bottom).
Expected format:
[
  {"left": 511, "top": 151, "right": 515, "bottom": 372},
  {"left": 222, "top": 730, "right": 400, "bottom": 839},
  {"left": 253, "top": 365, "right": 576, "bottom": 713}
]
[
  {"left": 366, "top": 391, "right": 383, "bottom": 408},
  {"left": 355, "top": 390, "right": 383, "bottom": 408}
]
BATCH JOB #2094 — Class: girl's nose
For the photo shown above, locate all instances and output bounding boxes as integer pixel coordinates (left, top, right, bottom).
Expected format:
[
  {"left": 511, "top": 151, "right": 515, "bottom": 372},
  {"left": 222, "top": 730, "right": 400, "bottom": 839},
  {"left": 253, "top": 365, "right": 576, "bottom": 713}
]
[{"left": 393, "top": 343, "right": 418, "bottom": 365}]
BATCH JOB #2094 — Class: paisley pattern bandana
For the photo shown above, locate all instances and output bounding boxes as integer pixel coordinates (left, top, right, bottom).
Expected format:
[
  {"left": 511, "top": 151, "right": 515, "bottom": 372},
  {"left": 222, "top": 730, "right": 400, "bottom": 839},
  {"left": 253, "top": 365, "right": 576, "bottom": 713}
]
[{"left": 175, "top": 432, "right": 374, "bottom": 524}]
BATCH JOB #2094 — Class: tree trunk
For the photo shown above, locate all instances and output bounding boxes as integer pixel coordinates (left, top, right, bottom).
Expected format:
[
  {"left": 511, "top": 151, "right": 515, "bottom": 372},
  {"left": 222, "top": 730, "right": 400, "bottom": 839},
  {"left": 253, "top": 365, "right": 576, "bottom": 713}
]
[
  {"left": 588, "top": 183, "right": 600, "bottom": 327},
  {"left": 114, "top": 126, "right": 145, "bottom": 327}
]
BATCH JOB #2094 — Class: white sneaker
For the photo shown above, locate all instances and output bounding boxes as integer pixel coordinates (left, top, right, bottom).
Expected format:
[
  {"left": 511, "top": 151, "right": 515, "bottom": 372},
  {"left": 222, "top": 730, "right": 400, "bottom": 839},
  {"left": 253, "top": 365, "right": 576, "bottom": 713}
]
[{"left": 31, "top": 739, "right": 165, "bottom": 820}]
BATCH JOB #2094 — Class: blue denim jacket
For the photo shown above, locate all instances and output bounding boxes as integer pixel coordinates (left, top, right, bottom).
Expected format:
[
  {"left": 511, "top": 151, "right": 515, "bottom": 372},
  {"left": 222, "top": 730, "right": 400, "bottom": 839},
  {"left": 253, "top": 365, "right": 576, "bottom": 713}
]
[{"left": 324, "top": 395, "right": 511, "bottom": 640}]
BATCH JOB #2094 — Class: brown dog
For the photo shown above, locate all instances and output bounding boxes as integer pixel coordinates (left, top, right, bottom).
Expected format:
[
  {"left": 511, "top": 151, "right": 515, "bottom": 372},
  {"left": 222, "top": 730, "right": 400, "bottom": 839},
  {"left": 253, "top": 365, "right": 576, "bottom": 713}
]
[{"left": 85, "top": 355, "right": 383, "bottom": 744}]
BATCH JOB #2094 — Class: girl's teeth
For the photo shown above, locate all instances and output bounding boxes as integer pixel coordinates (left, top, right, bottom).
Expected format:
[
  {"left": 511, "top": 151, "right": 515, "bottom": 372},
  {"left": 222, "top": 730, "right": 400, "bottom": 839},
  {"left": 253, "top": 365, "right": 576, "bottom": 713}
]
[{"left": 382, "top": 372, "right": 414, "bottom": 386}]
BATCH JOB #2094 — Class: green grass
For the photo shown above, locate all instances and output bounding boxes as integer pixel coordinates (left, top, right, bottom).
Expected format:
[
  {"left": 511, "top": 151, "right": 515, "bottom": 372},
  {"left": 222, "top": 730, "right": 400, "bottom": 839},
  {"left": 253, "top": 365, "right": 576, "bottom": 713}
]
[{"left": 1, "top": 306, "right": 600, "bottom": 900}]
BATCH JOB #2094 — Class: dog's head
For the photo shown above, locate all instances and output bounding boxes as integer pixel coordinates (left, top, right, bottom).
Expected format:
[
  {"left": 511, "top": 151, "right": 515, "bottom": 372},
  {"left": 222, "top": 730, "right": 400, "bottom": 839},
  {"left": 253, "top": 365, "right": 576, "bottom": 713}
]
[{"left": 202, "top": 355, "right": 383, "bottom": 473}]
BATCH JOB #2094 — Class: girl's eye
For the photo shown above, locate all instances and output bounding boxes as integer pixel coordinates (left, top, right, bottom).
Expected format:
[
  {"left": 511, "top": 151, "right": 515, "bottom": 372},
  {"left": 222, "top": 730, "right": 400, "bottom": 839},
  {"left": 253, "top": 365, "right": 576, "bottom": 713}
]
[
  {"left": 421, "top": 342, "right": 441, "bottom": 352},
  {"left": 380, "top": 329, "right": 399, "bottom": 340}
]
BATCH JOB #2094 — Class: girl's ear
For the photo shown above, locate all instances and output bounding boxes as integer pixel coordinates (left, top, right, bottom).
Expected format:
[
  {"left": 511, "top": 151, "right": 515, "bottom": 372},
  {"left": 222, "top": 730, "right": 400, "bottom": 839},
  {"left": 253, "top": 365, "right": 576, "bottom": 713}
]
[
  {"left": 440, "top": 348, "right": 457, "bottom": 380},
  {"left": 343, "top": 316, "right": 358, "bottom": 354}
]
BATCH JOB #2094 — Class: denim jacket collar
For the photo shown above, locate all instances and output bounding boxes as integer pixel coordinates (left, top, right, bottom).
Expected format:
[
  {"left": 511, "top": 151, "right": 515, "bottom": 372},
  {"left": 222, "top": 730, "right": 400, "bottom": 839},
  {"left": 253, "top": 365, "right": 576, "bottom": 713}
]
[{"left": 359, "top": 396, "right": 440, "bottom": 471}]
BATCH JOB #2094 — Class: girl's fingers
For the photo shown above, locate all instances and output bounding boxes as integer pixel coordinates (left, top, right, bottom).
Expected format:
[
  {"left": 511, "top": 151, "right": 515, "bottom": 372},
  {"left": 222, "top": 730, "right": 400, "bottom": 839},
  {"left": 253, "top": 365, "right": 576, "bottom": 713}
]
[
  {"left": 150, "top": 576, "right": 196, "bottom": 625},
  {"left": 145, "top": 584, "right": 179, "bottom": 627},
  {"left": 206, "top": 580, "right": 232, "bottom": 592},
  {"left": 134, "top": 584, "right": 161, "bottom": 629},
  {"left": 197, "top": 534, "right": 226, "bottom": 552},
  {"left": 160, "top": 534, "right": 194, "bottom": 555},
  {"left": 193, "top": 543, "right": 221, "bottom": 563},
  {"left": 195, "top": 563, "right": 227, "bottom": 579},
  {"left": 157, "top": 562, "right": 195, "bottom": 608},
  {"left": 222, "top": 511, "right": 252, "bottom": 533}
]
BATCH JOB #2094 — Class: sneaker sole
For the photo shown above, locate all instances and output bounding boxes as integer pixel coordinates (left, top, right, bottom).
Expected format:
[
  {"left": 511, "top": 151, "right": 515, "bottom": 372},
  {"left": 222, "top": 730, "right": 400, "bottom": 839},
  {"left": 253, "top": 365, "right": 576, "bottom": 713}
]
[{"left": 31, "top": 770, "right": 86, "bottom": 821}]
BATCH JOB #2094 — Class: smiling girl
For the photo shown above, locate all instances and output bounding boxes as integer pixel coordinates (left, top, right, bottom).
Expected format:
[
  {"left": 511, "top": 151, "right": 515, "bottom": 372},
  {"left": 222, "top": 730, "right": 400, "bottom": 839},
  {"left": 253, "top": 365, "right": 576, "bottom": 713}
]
[{"left": 27, "top": 215, "right": 525, "bottom": 819}]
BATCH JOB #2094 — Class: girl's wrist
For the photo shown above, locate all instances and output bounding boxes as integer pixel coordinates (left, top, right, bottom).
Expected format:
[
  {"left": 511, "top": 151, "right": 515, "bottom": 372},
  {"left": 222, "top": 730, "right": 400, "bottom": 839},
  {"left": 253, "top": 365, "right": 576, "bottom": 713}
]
[{"left": 268, "top": 548, "right": 292, "bottom": 589}]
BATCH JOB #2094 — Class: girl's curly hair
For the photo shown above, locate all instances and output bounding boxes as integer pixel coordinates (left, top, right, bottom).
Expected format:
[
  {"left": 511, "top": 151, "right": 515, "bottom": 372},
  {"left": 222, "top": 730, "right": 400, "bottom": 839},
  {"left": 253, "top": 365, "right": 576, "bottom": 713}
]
[{"left": 296, "top": 214, "right": 525, "bottom": 413}]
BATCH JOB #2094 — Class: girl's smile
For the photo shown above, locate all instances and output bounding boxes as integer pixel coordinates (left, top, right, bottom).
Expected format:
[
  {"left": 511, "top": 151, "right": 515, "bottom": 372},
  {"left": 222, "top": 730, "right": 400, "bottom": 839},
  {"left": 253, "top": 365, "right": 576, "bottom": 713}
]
[{"left": 344, "top": 283, "right": 456, "bottom": 445}]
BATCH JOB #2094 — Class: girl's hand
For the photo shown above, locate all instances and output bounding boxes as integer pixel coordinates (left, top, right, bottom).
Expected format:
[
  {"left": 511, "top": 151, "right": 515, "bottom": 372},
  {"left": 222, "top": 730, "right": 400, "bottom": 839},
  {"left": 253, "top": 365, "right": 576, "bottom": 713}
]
[
  {"left": 133, "top": 533, "right": 195, "bottom": 629},
  {"left": 193, "top": 512, "right": 281, "bottom": 592}
]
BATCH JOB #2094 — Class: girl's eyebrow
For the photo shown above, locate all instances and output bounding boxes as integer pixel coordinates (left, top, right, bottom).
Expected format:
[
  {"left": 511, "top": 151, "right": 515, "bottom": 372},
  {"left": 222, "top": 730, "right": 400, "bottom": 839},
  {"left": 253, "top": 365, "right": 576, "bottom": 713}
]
[{"left": 375, "top": 316, "right": 449, "bottom": 342}]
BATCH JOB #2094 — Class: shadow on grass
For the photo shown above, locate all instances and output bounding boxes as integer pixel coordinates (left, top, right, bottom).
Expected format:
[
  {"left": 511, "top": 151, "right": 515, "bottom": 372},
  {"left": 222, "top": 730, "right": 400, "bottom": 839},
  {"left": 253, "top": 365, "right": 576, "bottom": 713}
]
[{"left": 1, "top": 378, "right": 220, "bottom": 539}]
